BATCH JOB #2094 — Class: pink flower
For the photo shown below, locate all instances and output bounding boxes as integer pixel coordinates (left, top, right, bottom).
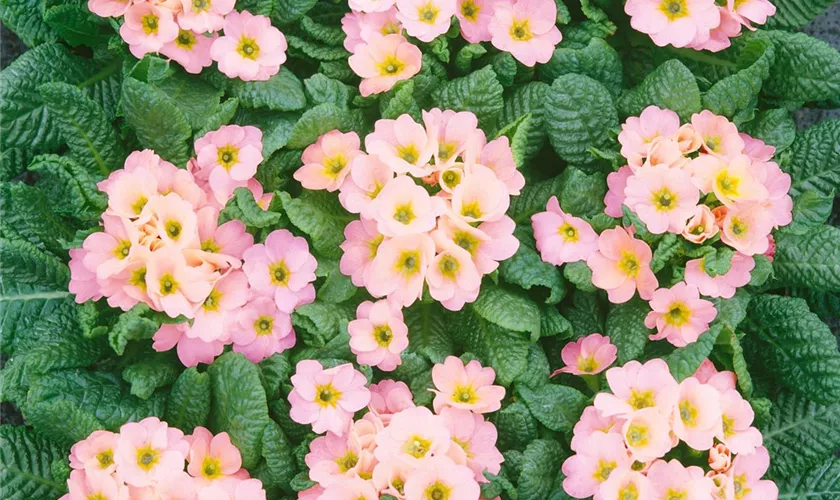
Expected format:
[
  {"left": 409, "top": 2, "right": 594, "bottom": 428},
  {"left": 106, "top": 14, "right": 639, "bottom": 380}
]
[
  {"left": 115, "top": 417, "right": 189, "bottom": 487},
  {"left": 642, "top": 136, "right": 690, "bottom": 169},
  {"left": 396, "top": 0, "right": 456, "bottom": 42},
  {"left": 66, "top": 469, "right": 129, "bottom": 500},
  {"left": 717, "top": 389, "right": 763, "bottom": 455},
  {"left": 645, "top": 282, "right": 718, "bottom": 347},
  {"left": 137, "top": 192, "right": 201, "bottom": 251},
  {"left": 146, "top": 247, "right": 216, "bottom": 319},
  {"left": 599, "top": 469, "right": 653, "bottom": 500},
  {"left": 69, "top": 430, "right": 118, "bottom": 474},
  {"left": 188, "top": 270, "right": 249, "bottom": 343},
  {"left": 729, "top": 447, "right": 779, "bottom": 500},
  {"left": 477, "top": 136, "right": 525, "bottom": 195},
  {"left": 339, "top": 218, "right": 386, "bottom": 287},
  {"left": 456, "top": 0, "right": 496, "bottom": 42},
  {"left": 342, "top": 9, "right": 403, "bottom": 53},
  {"left": 372, "top": 461, "right": 415, "bottom": 498},
  {"left": 532, "top": 196, "right": 599, "bottom": 266},
  {"left": 338, "top": 154, "right": 394, "bottom": 217},
  {"left": 99, "top": 164, "right": 159, "bottom": 219},
  {"left": 374, "top": 406, "right": 451, "bottom": 465},
  {"left": 570, "top": 406, "right": 621, "bottom": 453},
  {"left": 618, "top": 106, "right": 681, "bottom": 164},
  {"left": 298, "top": 484, "right": 324, "bottom": 500},
  {"left": 348, "top": 300, "right": 409, "bottom": 371},
  {"left": 431, "top": 356, "right": 505, "bottom": 414},
  {"left": 729, "top": 0, "right": 776, "bottom": 28},
  {"left": 624, "top": 165, "right": 700, "bottom": 234},
  {"left": 348, "top": 34, "right": 422, "bottom": 97},
  {"left": 231, "top": 296, "right": 295, "bottom": 363},
  {"left": 82, "top": 215, "right": 141, "bottom": 280},
  {"left": 369, "top": 175, "right": 446, "bottom": 236},
  {"left": 451, "top": 165, "right": 510, "bottom": 223},
  {"left": 604, "top": 166, "right": 633, "bottom": 218},
  {"left": 690, "top": 155, "right": 768, "bottom": 209},
  {"left": 161, "top": 30, "right": 217, "bottom": 74},
  {"left": 760, "top": 161, "right": 793, "bottom": 228},
  {"left": 365, "top": 114, "right": 434, "bottom": 175},
  {"left": 720, "top": 205, "right": 774, "bottom": 255},
  {"left": 178, "top": 0, "right": 234, "bottom": 33},
  {"left": 621, "top": 408, "right": 673, "bottom": 461},
  {"left": 693, "top": 359, "right": 737, "bottom": 391},
  {"left": 187, "top": 427, "right": 242, "bottom": 486},
  {"left": 350, "top": 0, "right": 397, "bottom": 13},
  {"left": 741, "top": 134, "right": 775, "bottom": 162},
  {"left": 317, "top": 477, "right": 378, "bottom": 500},
  {"left": 120, "top": 3, "right": 179, "bottom": 58},
  {"left": 210, "top": 11, "right": 287, "bottom": 81},
  {"left": 648, "top": 459, "right": 715, "bottom": 499},
  {"left": 422, "top": 108, "right": 479, "bottom": 169},
  {"left": 426, "top": 245, "right": 482, "bottom": 311},
  {"left": 294, "top": 131, "right": 363, "bottom": 192},
  {"left": 242, "top": 229, "right": 318, "bottom": 312},
  {"left": 672, "top": 377, "right": 723, "bottom": 450},
  {"left": 691, "top": 110, "right": 746, "bottom": 158},
  {"left": 684, "top": 252, "right": 754, "bottom": 299},
  {"left": 403, "top": 456, "right": 481, "bottom": 499},
  {"left": 489, "top": 0, "right": 562, "bottom": 66},
  {"left": 553, "top": 333, "right": 617, "bottom": 376},
  {"left": 594, "top": 359, "right": 678, "bottom": 418},
  {"left": 439, "top": 407, "right": 503, "bottom": 480},
  {"left": 197, "top": 477, "right": 267, "bottom": 500},
  {"left": 153, "top": 323, "right": 225, "bottom": 367},
  {"left": 561, "top": 432, "right": 632, "bottom": 499},
  {"left": 195, "top": 208, "right": 254, "bottom": 262},
  {"left": 142, "top": 471, "right": 198, "bottom": 500},
  {"left": 625, "top": 0, "right": 721, "bottom": 48},
  {"left": 587, "top": 226, "right": 658, "bottom": 304},
  {"left": 288, "top": 360, "right": 371, "bottom": 436},
  {"left": 368, "top": 380, "right": 416, "bottom": 424},
  {"left": 305, "top": 431, "right": 365, "bottom": 487},
  {"left": 87, "top": 0, "right": 129, "bottom": 17},
  {"left": 366, "top": 233, "right": 436, "bottom": 307},
  {"left": 432, "top": 213, "right": 519, "bottom": 274},
  {"left": 195, "top": 125, "right": 264, "bottom": 204},
  {"left": 688, "top": 5, "right": 741, "bottom": 52},
  {"left": 682, "top": 204, "right": 720, "bottom": 244},
  {"left": 69, "top": 248, "right": 103, "bottom": 304}
]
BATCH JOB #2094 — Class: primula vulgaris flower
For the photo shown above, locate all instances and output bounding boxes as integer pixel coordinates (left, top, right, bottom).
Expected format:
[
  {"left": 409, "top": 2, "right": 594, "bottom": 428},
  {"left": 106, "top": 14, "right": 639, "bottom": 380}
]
[
  {"left": 553, "top": 333, "right": 617, "bottom": 376},
  {"left": 488, "top": 0, "right": 562, "bottom": 66},
  {"left": 587, "top": 226, "right": 659, "bottom": 304},
  {"left": 532, "top": 196, "right": 599, "bottom": 266},
  {"left": 348, "top": 33, "right": 422, "bottom": 97},
  {"left": 348, "top": 299, "right": 410, "bottom": 371},
  {"left": 288, "top": 360, "right": 371, "bottom": 436},
  {"left": 644, "top": 282, "right": 718, "bottom": 347},
  {"left": 431, "top": 356, "right": 505, "bottom": 414},
  {"left": 294, "top": 131, "right": 363, "bottom": 192},
  {"left": 210, "top": 11, "right": 287, "bottom": 81}
]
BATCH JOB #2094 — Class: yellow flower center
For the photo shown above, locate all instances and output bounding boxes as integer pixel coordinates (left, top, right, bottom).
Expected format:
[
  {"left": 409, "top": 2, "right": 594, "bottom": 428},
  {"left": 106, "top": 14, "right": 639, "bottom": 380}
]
[
  {"left": 113, "top": 240, "right": 131, "bottom": 260},
  {"left": 158, "top": 273, "right": 179, "bottom": 296},
  {"left": 451, "top": 384, "right": 478, "bottom": 404},
  {"left": 659, "top": 0, "right": 688, "bottom": 20},
  {"left": 403, "top": 435, "right": 433, "bottom": 458},
  {"left": 175, "top": 29, "right": 197, "bottom": 49},
  {"left": 618, "top": 251, "right": 640, "bottom": 278},
  {"left": 577, "top": 355, "right": 598, "bottom": 373},
  {"left": 381, "top": 22, "right": 400, "bottom": 35},
  {"left": 136, "top": 444, "right": 160, "bottom": 471},
  {"left": 679, "top": 399, "right": 699, "bottom": 427},
  {"left": 88, "top": 494, "right": 108, "bottom": 500},
  {"left": 628, "top": 389, "right": 655, "bottom": 410},
  {"left": 396, "top": 144, "right": 419, "bottom": 164},
  {"left": 129, "top": 266, "right": 147, "bottom": 292},
  {"left": 625, "top": 423, "right": 650, "bottom": 447},
  {"left": 651, "top": 187, "right": 678, "bottom": 212},
  {"left": 202, "top": 238, "right": 221, "bottom": 253},
  {"left": 441, "top": 170, "right": 462, "bottom": 189},
  {"left": 374, "top": 325, "right": 393, "bottom": 346},
  {"left": 192, "top": 0, "right": 210, "bottom": 11},
  {"left": 452, "top": 437, "right": 473, "bottom": 458},
  {"left": 424, "top": 481, "right": 452, "bottom": 500},
  {"left": 460, "top": 201, "right": 483, "bottom": 219},
  {"left": 733, "top": 473, "right": 751, "bottom": 500},
  {"left": 460, "top": 0, "right": 480, "bottom": 21},
  {"left": 164, "top": 219, "right": 182, "bottom": 240},
  {"left": 705, "top": 135, "right": 721, "bottom": 152},
  {"left": 336, "top": 451, "right": 359, "bottom": 472},
  {"left": 314, "top": 383, "right": 342, "bottom": 408},
  {"left": 395, "top": 250, "right": 422, "bottom": 277},
  {"left": 437, "top": 142, "right": 456, "bottom": 161},
  {"left": 368, "top": 234, "right": 384, "bottom": 259},
  {"left": 141, "top": 14, "right": 160, "bottom": 35},
  {"left": 96, "top": 450, "right": 114, "bottom": 468},
  {"left": 132, "top": 195, "right": 148, "bottom": 215},
  {"left": 203, "top": 289, "right": 222, "bottom": 312},
  {"left": 722, "top": 413, "right": 736, "bottom": 438},
  {"left": 378, "top": 55, "right": 406, "bottom": 76},
  {"left": 453, "top": 230, "right": 480, "bottom": 256},
  {"left": 324, "top": 154, "right": 348, "bottom": 177},
  {"left": 201, "top": 456, "right": 223, "bottom": 480},
  {"left": 509, "top": 18, "right": 533, "bottom": 41},
  {"left": 393, "top": 203, "right": 416, "bottom": 225},
  {"left": 664, "top": 489, "right": 688, "bottom": 500},
  {"left": 438, "top": 254, "right": 460, "bottom": 279},
  {"left": 417, "top": 2, "right": 440, "bottom": 23},
  {"left": 716, "top": 169, "right": 740, "bottom": 197},
  {"left": 254, "top": 315, "right": 274, "bottom": 336},
  {"left": 618, "top": 482, "right": 640, "bottom": 500},
  {"left": 730, "top": 217, "right": 748, "bottom": 238},
  {"left": 392, "top": 477, "right": 406, "bottom": 495},
  {"left": 269, "top": 260, "right": 291, "bottom": 287},
  {"left": 664, "top": 302, "right": 691, "bottom": 326},
  {"left": 236, "top": 37, "right": 260, "bottom": 60},
  {"left": 558, "top": 223, "right": 579, "bottom": 243},
  {"left": 217, "top": 145, "right": 239, "bottom": 171},
  {"left": 592, "top": 459, "right": 617, "bottom": 482}
]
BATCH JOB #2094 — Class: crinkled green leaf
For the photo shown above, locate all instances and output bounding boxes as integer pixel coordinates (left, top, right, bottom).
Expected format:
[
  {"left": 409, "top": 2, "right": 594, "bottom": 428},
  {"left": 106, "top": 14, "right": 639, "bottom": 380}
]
[
  {"left": 42, "top": 3, "right": 109, "bottom": 47},
  {"left": 558, "top": 167, "right": 607, "bottom": 218},
  {"left": 501, "top": 226, "right": 566, "bottom": 304},
  {"left": 279, "top": 190, "right": 352, "bottom": 260},
  {"left": 300, "top": 16, "right": 344, "bottom": 46},
  {"left": 122, "top": 76, "right": 192, "bottom": 166},
  {"left": 564, "top": 261, "right": 596, "bottom": 293},
  {"left": 0, "top": 238, "right": 69, "bottom": 289},
  {"left": 287, "top": 34, "right": 350, "bottom": 62},
  {"left": 27, "top": 154, "right": 107, "bottom": 220},
  {"left": 0, "top": 425, "right": 67, "bottom": 500},
  {"left": 108, "top": 306, "right": 161, "bottom": 356},
  {"left": 1, "top": 182, "right": 75, "bottom": 255},
  {"left": 703, "top": 36, "right": 775, "bottom": 120},
  {"left": 777, "top": 456, "right": 840, "bottom": 499},
  {"left": 257, "top": 421, "right": 297, "bottom": 487},
  {"left": 517, "top": 384, "right": 588, "bottom": 433},
  {"left": 515, "top": 344, "right": 551, "bottom": 388},
  {"left": 606, "top": 298, "right": 652, "bottom": 364},
  {"left": 767, "top": 0, "right": 838, "bottom": 30},
  {"left": 122, "top": 354, "right": 180, "bottom": 400},
  {"left": 304, "top": 73, "right": 354, "bottom": 108},
  {"left": 500, "top": 82, "right": 550, "bottom": 163},
  {"left": 784, "top": 120, "right": 840, "bottom": 198},
  {"left": 472, "top": 284, "right": 541, "bottom": 340},
  {"left": 220, "top": 187, "right": 284, "bottom": 228},
  {"left": 494, "top": 401, "right": 538, "bottom": 451},
  {"left": 165, "top": 367, "right": 211, "bottom": 433},
  {"left": 21, "top": 399, "right": 102, "bottom": 447},
  {"left": 434, "top": 66, "right": 504, "bottom": 130},
  {"left": 764, "top": 31, "right": 840, "bottom": 103},
  {"left": 787, "top": 190, "right": 834, "bottom": 234},
  {"left": 773, "top": 226, "right": 840, "bottom": 292},
  {"left": 741, "top": 108, "right": 796, "bottom": 153},
  {"left": 272, "top": 0, "right": 318, "bottom": 25},
  {"left": 156, "top": 72, "right": 225, "bottom": 132},
  {"left": 286, "top": 102, "right": 360, "bottom": 149},
  {"left": 618, "top": 59, "right": 701, "bottom": 121},
  {"left": 0, "top": 0, "right": 57, "bottom": 47},
  {"left": 456, "top": 311, "right": 529, "bottom": 386},
  {"left": 667, "top": 324, "right": 726, "bottom": 381},
  {"left": 518, "top": 439, "right": 566, "bottom": 500},
  {"left": 380, "top": 80, "right": 421, "bottom": 121},
  {"left": 229, "top": 68, "right": 307, "bottom": 111},
  {"left": 540, "top": 38, "right": 623, "bottom": 97},
  {"left": 404, "top": 302, "right": 454, "bottom": 364},
  {"left": 454, "top": 44, "right": 487, "bottom": 73},
  {"left": 292, "top": 300, "right": 353, "bottom": 349}
]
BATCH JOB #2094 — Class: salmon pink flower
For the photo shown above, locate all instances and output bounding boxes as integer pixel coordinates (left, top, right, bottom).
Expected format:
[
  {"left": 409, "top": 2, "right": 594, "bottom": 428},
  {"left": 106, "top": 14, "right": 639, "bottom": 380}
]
[
  {"left": 82, "top": 215, "right": 142, "bottom": 280},
  {"left": 742, "top": 134, "right": 775, "bottom": 162},
  {"left": 115, "top": 417, "right": 189, "bottom": 487},
  {"left": 532, "top": 196, "right": 599, "bottom": 266},
  {"left": 372, "top": 461, "right": 415, "bottom": 498},
  {"left": 426, "top": 245, "right": 482, "bottom": 311},
  {"left": 729, "top": 0, "right": 776, "bottom": 29},
  {"left": 604, "top": 166, "right": 633, "bottom": 217},
  {"left": 625, "top": 0, "right": 720, "bottom": 48},
  {"left": 396, "top": 0, "right": 456, "bottom": 42},
  {"left": 142, "top": 471, "right": 198, "bottom": 500},
  {"left": 621, "top": 408, "right": 674, "bottom": 461},
  {"left": 294, "top": 131, "right": 363, "bottom": 192},
  {"left": 188, "top": 270, "right": 248, "bottom": 343},
  {"left": 403, "top": 456, "right": 481, "bottom": 499},
  {"left": 587, "top": 226, "right": 658, "bottom": 303},
  {"left": 210, "top": 11, "right": 287, "bottom": 81},
  {"left": 439, "top": 407, "right": 503, "bottom": 480},
  {"left": 289, "top": 360, "right": 371, "bottom": 436},
  {"left": 643, "top": 136, "right": 689, "bottom": 169},
  {"left": 477, "top": 136, "right": 525, "bottom": 195},
  {"left": 146, "top": 247, "right": 216, "bottom": 319},
  {"left": 187, "top": 427, "right": 242, "bottom": 486},
  {"left": 349, "top": 33, "right": 422, "bottom": 97},
  {"left": 348, "top": 299, "right": 409, "bottom": 371},
  {"left": 690, "top": 110, "right": 746, "bottom": 158},
  {"left": 197, "top": 477, "right": 266, "bottom": 500},
  {"left": 489, "top": 0, "right": 562, "bottom": 66},
  {"left": 618, "top": 106, "right": 680, "bottom": 164},
  {"left": 456, "top": 0, "right": 496, "bottom": 42},
  {"left": 693, "top": 359, "right": 737, "bottom": 391},
  {"left": 369, "top": 380, "right": 416, "bottom": 424},
  {"left": 161, "top": 29, "right": 217, "bottom": 74},
  {"left": 451, "top": 165, "right": 510, "bottom": 223},
  {"left": 365, "top": 114, "right": 434, "bottom": 175},
  {"left": 690, "top": 155, "right": 768, "bottom": 208},
  {"left": 137, "top": 193, "right": 201, "bottom": 250},
  {"left": 374, "top": 406, "right": 451, "bottom": 464},
  {"left": 70, "top": 430, "right": 118, "bottom": 474},
  {"left": 432, "top": 214, "right": 519, "bottom": 274},
  {"left": 66, "top": 470, "right": 129, "bottom": 500},
  {"left": 624, "top": 165, "right": 700, "bottom": 234},
  {"left": 720, "top": 205, "right": 774, "bottom": 255},
  {"left": 339, "top": 218, "right": 386, "bottom": 287},
  {"left": 99, "top": 167, "right": 159, "bottom": 219},
  {"left": 305, "top": 431, "right": 365, "bottom": 487},
  {"left": 367, "top": 233, "right": 436, "bottom": 307},
  {"left": 682, "top": 204, "right": 719, "bottom": 244},
  {"left": 88, "top": 0, "right": 129, "bottom": 17},
  {"left": 69, "top": 248, "right": 103, "bottom": 304},
  {"left": 343, "top": 9, "right": 403, "bottom": 54},
  {"left": 647, "top": 459, "right": 714, "bottom": 500},
  {"left": 338, "top": 154, "right": 395, "bottom": 217},
  {"left": 231, "top": 296, "right": 295, "bottom": 362},
  {"left": 645, "top": 282, "right": 717, "bottom": 347},
  {"left": 729, "top": 447, "right": 779, "bottom": 500},
  {"left": 760, "top": 161, "right": 793, "bottom": 228},
  {"left": 422, "top": 108, "right": 479, "bottom": 168},
  {"left": 350, "top": 0, "right": 397, "bottom": 12},
  {"left": 318, "top": 477, "right": 378, "bottom": 499},
  {"left": 242, "top": 229, "right": 318, "bottom": 312},
  {"left": 195, "top": 125, "right": 263, "bottom": 201},
  {"left": 369, "top": 175, "right": 447, "bottom": 236},
  {"left": 562, "top": 432, "right": 632, "bottom": 499},
  {"left": 431, "top": 356, "right": 505, "bottom": 414},
  {"left": 594, "top": 359, "right": 679, "bottom": 418},
  {"left": 570, "top": 406, "right": 621, "bottom": 453},
  {"left": 600, "top": 469, "right": 653, "bottom": 500},
  {"left": 672, "top": 377, "right": 722, "bottom": 450},
  {"left": 717, "top": 389, "right": 763, "bottom": 455},
  {"left": 195, "top": 208, "right": 254, "bottom": 262},
  {"left": 688, "top": 4, "right": 741, "bottom": 51},
  {"left": 685, "top": 252, "right": 754, "bottom": 299},
  {"left": 153, "top": 323, "right": 225, "bottom": 367},
  {"left": 177, "top": 0, "right": 234, "bottom": 33},
  {"left": 120, "top": 3, "right": 179, "bottom": 58},
  {"left": 553, "top": 333, "right": 617, "bottom": 376}
]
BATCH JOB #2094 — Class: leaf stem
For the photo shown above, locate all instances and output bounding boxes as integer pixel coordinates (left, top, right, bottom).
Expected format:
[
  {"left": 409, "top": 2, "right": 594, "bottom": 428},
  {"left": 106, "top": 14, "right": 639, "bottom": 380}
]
[{"left": 77, "top": 58, "right": 122, "bottom": 89}]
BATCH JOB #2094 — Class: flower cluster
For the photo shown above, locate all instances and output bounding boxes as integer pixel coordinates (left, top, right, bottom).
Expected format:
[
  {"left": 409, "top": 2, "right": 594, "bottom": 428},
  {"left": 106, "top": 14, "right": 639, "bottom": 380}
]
[
  {"left": 88, "top": 0, "right": 286, "bottom": 80},
  {"left": 61, "top": 418, "right": 267, "bottom": 500},
  {"left": 69, "top": 126, "right": 317, "bottom": 366},
  {"left": 294, "top": 110, "right": 522, "bottom": 314},
  {"left": 625, "top": 0, "right": 776, "bottom": 52},
  {"left": 562, "top": 359, "right": 778, "bottom": 500},
  {"left": 343, "top": 0, "right": 562, "bottom": 95},
  {"left": 290, "top": 357, "right": 505, "bottom": 499}
]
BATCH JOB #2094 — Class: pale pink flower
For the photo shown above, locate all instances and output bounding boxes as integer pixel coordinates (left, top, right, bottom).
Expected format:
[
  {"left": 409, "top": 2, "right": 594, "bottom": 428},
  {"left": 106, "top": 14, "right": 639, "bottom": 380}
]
[
  {"left": 348, "top": 34, "right": 422, "bottom": 97},
  {"left": 599, "top": 469, "right": 653, "bottom": 500},
  {"left": 187, "top": 427, "right": 242, "bottom": 486},
  {"left": 69, "top": 248, "right": 103, "bottom": 304},
  {"left": 161, "top": 30, "right": 217, "bottom": 74},
  {"left": 729, "top": 447, "right": 779, "bottom": 500},
  {"left": 369, "top": 175, "right": 446, "bottom": 236},
  {"left": 587, "top": 226, "right": 658, "bottom": 303},
  {"left": 438, "top": 165, "right": 465, "bottom": 194},
  {"left": 646, "top": 460, "right": 714, "bottom": 500},
  {"left": 720, "top": 205, "right": 774, "bottom": 255},
  {"left": 69, "top": 430, "right": 118, "bottom": 474},
  {"left": 342, "top": 9, "right": 403, "bottom": 53},
  {"left": 374, "top": 406, "right": 451, "bottom": 464},
  {"left": 693, "top": 359, "right": 737, "bottom": 391},
  {"left": 187, "top": 270, "right": 248, "bottom": 343},
  {"left": 594, "top": 359, "right": 678, "bottom": 418},
  {"left": 99, "top": 256, "right": 153, "bottom": 311},
  {"left": 672, "top": 377, "right": 723, "bottom": 451},
  {"left": 760, "top": 161, "right": 793, "bottom": 228},
  {"left": 553, "top": 333, "right": 617, "bottom": 376},
  {"left": 136, "top": 193, "right": 201, "bottom": 251},
  {"left": 645, "top": 282, "right": 718, "bottom": 347},
  {"left": 153, "top": 322, "right": 225, "bottom": 367},
  {"left": 431, "top": 356, "right": 505, "bottom": 414},
  {"left": 451, "top": 165, "right": 510, "bottom": 223},
  {"left": 294, "top": 131, "right": 363, "bottom": 192},
  {"left": 349, "top": 413, "right": 381, "bottom": 452},
  {"left": 82, "top": 215, "right": 141, "bottom": 280},
  {"left": 621, "top": 408, "right": 673, "bottom": 461},
  {"left": 289, "top": 360, "right": 371, "bottom": 436},
  {"left": 146, "top": 247, "right": 217, "bottom": 319},
  {"left": 305, "top": 431, "right": 364, "bottom": 487},
  {"left": 729, "top": 0, "right": 776, "bottom": 28},
  {"left": 317, "top": 477, "right": 378, "bottom": 500},
  {"left": 683, "top": 204, "right": 720, "bottom": 244},
  {"left": 625, "top": 0, "right": 720, "bottom": 49},
  {"left": 195, "top": 125, "right": 263, "bottom": 203},
  {"left": 210, "top": 11, "right": 287, "bottom": 81},
  {"left": 426, "top": 245, "right": 482, "bottom": 311},
  {"left": 66, "top": 469, "right": 129, "bottom": 500},
  {"left": 133, "top": 470, "right": 198, "bottom": 500},
  {"left": 120, "top": 2, "right": 179, "bottom": 58},
  {"left": 403, "top": 456, "right": 481, "bottom": 500},
  {"left": 365, "top": 114, "right": 434, "bottom": 175},
  {"left": 338, "top": 154, "right": 395, "bottom": 217},
  {"left": 604, "top": 166, "right": 633, "bottom": 218},
  {"left": 570, "top": 406, "right": 621, "bottom": 453},
  {"left": 489, "top": 0, "right": 562, "bottom": 66},
  {"left": 348, "top": 299, "right": 409, "bottom": 371},
  {"left": 197, "top": 477, "right": 267, "bottom": 500},
  {"left": 242, "top": 229, "right": 318, "bottom": 312},
  {"left": 717, "top": 389, "right": 763, "bottom": 455},
  {"left": 366, "top": 233, "right": 436, "bottom": 307},
  {"left": 339, "top": 218, "right": 386, "bottom": 287},
  {"left": 440, "top": 407, "right": 503, "bottom": 481},
  {"left": 231, "top": 296, "right": 295, "bottom": 363},
  {"left": 532, "top": 196, "right": 599, "bottom": 266},
  {"left": 456, "top": 0, "right": 497, "bottom": 42},
  {"left": 690, "top": 155, "right": 768, "bottom": 209},
  {"left": 477, "top": 136, "right": 525, "bottom": 195},
  {"left": 561, "top": 432, "right": 632, "bottom": 499},
  {"left": 684, "top": 252, "right": 754, "bottom": 299},
  {"left": 432, "top": 213, "right": 519, "bottom": 274},
  {"left": 178, "top": 0, "right": 234, "bottom": 33},
  {"left": 299, "top": 485, "right": 324, "bottom": 500},
  {"left": 625, "top": 165, "right": 700, "bottom": 234},
  {"left": 194, "top": 207, "right": 254, "bottom": 263},
  {"left": 350, "top": 0, "right": 397, "bottom": 13},
  {"left": 690, "top": 110, "right": 746, "bottom": 158},
  {"left": 618, "top": 106, "right": 680, "bottom": 164},
  {"left": 643, "top": 136, "right": 690, "bottom": 169},
  {"left": 372, "top": 461, "right": 415, "bottom": 498},
  {"left": 422, "top": 108, "right": 479, "bottom": 168},
  {"left": 88, "top": 0, "right": 129, "bottom": 17},
  {"left": 396, "top": 0, "right": 456, "bottom": 42},
  {"left": 368, "top": 380, "right": 416, "bottom": 424},
  {"left": 687, "top": 5, "right": 741, "bottom": 52},
  {"left": 115, "top": 417, "right": 189, "bottom": 487},
  {"left": 742, "top": 134, "right": 776, "bottom": 163},
  {"left": 99, "top": 166, "right": 159, "bottom": 219}
]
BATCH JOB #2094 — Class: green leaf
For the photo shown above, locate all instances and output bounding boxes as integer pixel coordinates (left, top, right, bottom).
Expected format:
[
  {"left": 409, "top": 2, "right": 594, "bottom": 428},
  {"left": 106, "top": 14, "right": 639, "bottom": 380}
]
[
  {"left": 508, "top": 175, "right": 562, "bottom": 224},
  {"left": 1, "top": 182, "right": 74, "bottom": 255},
  {"left": 456, "top": 311, "right": 530, "bottom": 386},
  {"left": 762, "top": 390, "right": 840, "bottom": 479},
  {"left": 703, "top": 36, "right": 775, "bottom": 120},
  {"left": 27, "top": 154, "right": 107, "bottom": 220},
  {"left": 380, "top": 80, "right": 421, "bottom": 121},
  {"left": 21, "top": 399, "right": 102, "bottom": 447},
  {"left": 784, "top": 120, "right": 840, "bottom": 198},
  {"left": 300, "top": 16, "right": 344, "bottom": 46},
  {"left": 787, "top": 190, "right": 834, "bottom": 234},
  {"left": 156, "top": 72, "right": 225, "bottom": 132},
  {"left": 195, "top": 98, "right": 239, "bottom": 138},
  {"left": 404, "top": 302, "right": 454, "bottom": 364},
  {"left": 314, "top": 258, "right": 357, "bottom": 304},
  {"left": 747, "top": 295, "right": 840, "bottom": 404},
  {"left": 773, "top": 226, "right": 840, "bottom": 292},
  {"left": 0, "top": 425, "right": 67, "bottom": 500},
  {"left": 122, "top": 77, "right": 192, "bottom": 165},
  {"left": 515, "top": 344, "right": 551, "bottom": 388},
  {"left": 618, "top": 59, "right": 701, "bottom": 121},
  {"left": 107, "top": 306, "right": 161, "bottom": 356},
  {"left": 501, "top": 227, "right": 566, "bottom": 304},
  {"left": 562, "top": 290, "right": 604, "bottom": 338},
  {"left": 605, "top": 299, "right": 652, "bottom": 364},
  {"left": 545, "top": 73, "right": 619, "bottom": 164},
  {"left": 558, "top": 167, "right": 607, "bottom": 218},
  {"left": 454, "top": 44, "right": 487, "bottom": 73},
  {"left": 0, "top": 0, "right": 57, "bottom": 46},
  {"left": 767, "top": 0, "right": 837, "bottom": 30},
  {"left": 229, "top": 68, "right": 307, "bottom": 111},
  {"left": 165, "top": 367, "right": 211, "bottom": 433},
  {"left": 0, "top": 278, "right": 72, "bottom": 356},
  {"left": 286, "top": 102, "right": 360, "bottom": 149},
  {"left": 666, "top": 323, "right": 726, "bottom": 381},
  {"left": 540, "top": 303, "right": 572, "bottom": 338},
  {"left": 499, "top": 82, "right": 550, "bottom": 163},
  {"left": 272, "top": 0, "right": 317, "bottom": 24},
  {"left": 650, "top": 233, "right": 680, "bottom": 273},
  {"left": 472, "top": 284, "right": 541, "bottom": 340},
  {"left": 279, "top": 190, "right": 352, "bottom": 260},
  {"left": 292, "top": 300, "right": 353, "bottom": 349},
  {"left": 122, "top": 354, "right": 180, "bottom": 400},
  {"left": 235, "top": 111, "right": 297, "bottom": 158},
  {"left": 727, "top": 331, "right": 753, "bottom": 398},
  {"left": 517, "top": 384, "right": 588, "bottom": 432},
  {"left": 703, "top": 247, "right": 736, "bottom": 278},
  {"left": 286, "top": 34, "right": 349, "bottom": 61},
  {"left": 518, "top": 440, "right": 566, "bottom": 500},
  {"left": 304, "top": 73, "right": 354, "bottom": 108},
  {"left": 741, "top": 108, "right": 796, "bottom": 153},
  {"left": 494, "top": 401, "right": 538, "bottom": 451},
  {"left": 257, "top": 421, "right": 297, "bottom": 487},
  {"left": 564, "top": 262, "right": 596, "bottom": 293},
  {"left": 42, "top": 3, "right": 109, "bottom": 47},
  {"left": 764, "top": 31, "right": 840, "bottom": 103},
  {"left": 220, "top": 187, "right": 283, "bottom": 229},
  {"left": 434, "top": 66, "right": 504, "bottom": 130},
  {"left": 540, "top": 38, "right": 623, "bottom": 98},
  {"left": 209, "top": 352, "right": 271, "bottom": 470},
  {"left": 777, "top": 456, "right": 840, "bottom": 499},
  {"left": 0, "top": 238, "right": 69, "bottom": 289}
]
